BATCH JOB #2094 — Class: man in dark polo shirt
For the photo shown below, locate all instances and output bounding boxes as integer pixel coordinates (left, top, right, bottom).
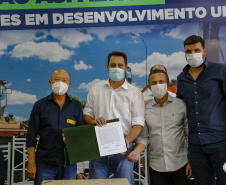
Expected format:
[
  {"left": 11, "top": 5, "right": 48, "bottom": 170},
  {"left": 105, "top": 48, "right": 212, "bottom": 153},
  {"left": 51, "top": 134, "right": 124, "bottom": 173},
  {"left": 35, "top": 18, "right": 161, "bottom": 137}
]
[
  {"left": 26, "top": 69, "right": 84, "bottom": 185},
  {"left": 177, "top": 35, "right": 226, "bottom": 185}
]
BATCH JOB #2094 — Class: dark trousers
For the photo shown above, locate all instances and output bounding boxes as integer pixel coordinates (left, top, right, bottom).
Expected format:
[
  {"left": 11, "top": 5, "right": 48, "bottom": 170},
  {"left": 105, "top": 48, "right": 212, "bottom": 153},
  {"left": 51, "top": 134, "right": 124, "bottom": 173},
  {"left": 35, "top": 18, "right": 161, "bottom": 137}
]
[
  {"left": 149, "top": 164, "right": 189, "bottom": 185},
  {"left": 188, "top": 140, "right": 226, "bottom": 185}
]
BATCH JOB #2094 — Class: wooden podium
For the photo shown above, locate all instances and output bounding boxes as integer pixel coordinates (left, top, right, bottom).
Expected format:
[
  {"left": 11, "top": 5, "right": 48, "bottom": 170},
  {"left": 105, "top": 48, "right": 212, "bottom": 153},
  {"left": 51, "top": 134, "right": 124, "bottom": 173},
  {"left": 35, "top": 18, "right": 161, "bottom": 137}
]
[{"left": 42, "top": 178, "right": 130, "bottom": 185}]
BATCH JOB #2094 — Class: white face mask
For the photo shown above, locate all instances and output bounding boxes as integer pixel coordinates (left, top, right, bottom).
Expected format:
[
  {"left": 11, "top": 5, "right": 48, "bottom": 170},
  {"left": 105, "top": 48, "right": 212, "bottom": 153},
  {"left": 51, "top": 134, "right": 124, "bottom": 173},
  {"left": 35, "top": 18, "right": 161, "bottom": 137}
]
[
  {"left": 151, "top": 84, "right": 168, "bottom": 99},
  {"left": 186, "top": 53, "right": 204, "bottom": 67},
  {"left": 109, "top": 68, "right": 125, "bottom": 82},
  {"left": 51, "top": 81, "right": 68, "bottom": 95}
]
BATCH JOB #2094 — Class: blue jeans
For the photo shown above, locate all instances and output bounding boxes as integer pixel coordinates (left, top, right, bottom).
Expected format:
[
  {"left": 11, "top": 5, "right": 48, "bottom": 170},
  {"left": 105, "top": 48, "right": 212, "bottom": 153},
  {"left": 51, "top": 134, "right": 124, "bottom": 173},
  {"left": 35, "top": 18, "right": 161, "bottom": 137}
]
[
  {"left": 89, "top": 143, "right": 134, "bottom": 185},
  {"left": 188, "top": 140, "right": 226, "bottom": 185},
  {"left": 34, "top": 161, "right": 77, "bottom": 185}
]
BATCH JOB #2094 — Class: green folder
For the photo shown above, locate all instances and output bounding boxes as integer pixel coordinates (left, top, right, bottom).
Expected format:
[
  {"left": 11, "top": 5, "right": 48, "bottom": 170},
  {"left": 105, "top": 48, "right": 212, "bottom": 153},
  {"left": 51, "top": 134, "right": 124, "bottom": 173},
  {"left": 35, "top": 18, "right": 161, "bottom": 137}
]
[{"left": 63, "top": 118, "right": 119, "bottom": 164}]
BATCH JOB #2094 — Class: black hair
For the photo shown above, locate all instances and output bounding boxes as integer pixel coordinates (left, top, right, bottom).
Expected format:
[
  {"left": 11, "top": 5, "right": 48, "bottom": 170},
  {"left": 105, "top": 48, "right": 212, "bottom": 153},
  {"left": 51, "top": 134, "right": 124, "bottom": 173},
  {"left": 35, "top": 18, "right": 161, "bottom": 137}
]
[
  {"left": 184, "top": 35, "right": 205, "bottom": 49},
  {"left": 108, "top": 51, "right": 127, "bottom": 65},
  {"left": 150, "top": 65, "right": 167, "bottom": 73},
  {"left": 149, "top": 69, "right": 169, "bottom": 84}
]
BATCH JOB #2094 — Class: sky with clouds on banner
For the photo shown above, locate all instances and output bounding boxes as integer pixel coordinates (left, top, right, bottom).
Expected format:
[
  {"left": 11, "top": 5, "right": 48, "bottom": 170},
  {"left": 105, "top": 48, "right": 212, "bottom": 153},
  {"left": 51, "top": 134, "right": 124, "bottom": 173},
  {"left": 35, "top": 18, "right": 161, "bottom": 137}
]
[{"left": 1, "top": 22, "right": 226, "bottom": 122}]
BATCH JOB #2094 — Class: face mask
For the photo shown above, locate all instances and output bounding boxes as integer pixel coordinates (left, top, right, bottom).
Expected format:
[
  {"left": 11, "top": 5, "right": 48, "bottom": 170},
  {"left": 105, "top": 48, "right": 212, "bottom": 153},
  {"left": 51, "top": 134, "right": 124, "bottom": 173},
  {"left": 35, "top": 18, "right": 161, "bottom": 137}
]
[
  {"left": 51, "top": 81, "right": 68, "bottom": 95},
  {"left": 186, "top": 53, "right": 204, "bottom": 67},
  {"left": 109, "top": 68, "right": 125, "bottom": 82},
  {"left": 151, "top": 84, "right": 168, "bottom": 99}
]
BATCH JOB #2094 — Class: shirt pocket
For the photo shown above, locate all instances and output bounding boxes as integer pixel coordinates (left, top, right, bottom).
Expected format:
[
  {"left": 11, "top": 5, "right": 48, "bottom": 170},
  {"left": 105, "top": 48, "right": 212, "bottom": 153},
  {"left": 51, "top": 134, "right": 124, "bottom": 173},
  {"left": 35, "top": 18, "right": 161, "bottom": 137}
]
[{"left": 164, "top": 112, "right": 184, "bottom": 127}]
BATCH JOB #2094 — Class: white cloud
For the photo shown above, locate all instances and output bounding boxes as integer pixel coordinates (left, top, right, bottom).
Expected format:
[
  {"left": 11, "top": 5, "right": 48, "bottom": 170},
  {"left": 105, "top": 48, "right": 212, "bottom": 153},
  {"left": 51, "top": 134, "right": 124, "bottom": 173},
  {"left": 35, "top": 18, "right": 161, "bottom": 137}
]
[
  {"left": 11, "top": 41, "right": 74, "bottom": 62},
  {"left": 78, "top": 79, "right": 105, "bottom": 91},
  {"left": 165, "top": 23, "right": 200, "bottom": 39},
  {"left": 74, "top": 61, "right": 93, "bottom": 71},
  {"left": 49, "top": 29, "right": 93, "bottom": 48},
  {"left": 132, "top": 40, "right": 141, "bottom": 44},
  {"left": 14, "top": 115, "right": 28, "bottom": 122},
  {"left": 7, "top": 90, "right": 37, "bottom": 105},
  {"left": 0, "top": 30, "right": 47, "bottom": 55},
  {"left": 128, "top": 52, "right": 187, "bottom": 81},
  {"left": 86, "top": 25, "right": 159, "bottom": 41},
  {"left": 131, "top": 82, "right": 143, "bottom": 91},
  {"left": 26, "top": 79, "right": 31, "bottom": 82}
]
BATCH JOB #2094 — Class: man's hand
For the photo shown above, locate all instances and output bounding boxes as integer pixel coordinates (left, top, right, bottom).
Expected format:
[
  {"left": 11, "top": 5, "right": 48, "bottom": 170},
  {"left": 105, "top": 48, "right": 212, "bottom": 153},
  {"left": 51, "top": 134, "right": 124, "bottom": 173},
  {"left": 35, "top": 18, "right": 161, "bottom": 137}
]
[
  {"left": 92, "top": 117, "right": 106, "bottom": 127},
  {"left": 186, "top": 162, "right": 192, "bottom": 179},
  {"left": 127, "top": 143, "right": 146, "bottom": 162},
  {"left": 62, "top": 133, "right": 65, "bottom": 143},
  {"left": 127, "top": 150, "right": 140, "bottom": 163},
  {"left": 26, "top": 162, "right": 37, "bottom": 181},
  {"left": 27, "top": 147, "right": 36, "bottom": 181}
]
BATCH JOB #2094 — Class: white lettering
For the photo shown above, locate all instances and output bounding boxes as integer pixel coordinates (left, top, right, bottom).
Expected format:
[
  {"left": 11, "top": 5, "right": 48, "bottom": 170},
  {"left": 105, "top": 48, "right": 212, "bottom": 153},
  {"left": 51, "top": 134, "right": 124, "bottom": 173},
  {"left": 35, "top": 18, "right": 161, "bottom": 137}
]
[
  {"left": 128, "top": 10, "right": 137, "bottom": 21},
  {"left": 52, "top": 13, "right": 63, "bottom": 24},
  {"left": 35, "top": 14, "right": 48, "bottom": 25},
  {"left": 165, "top": 8, "right": 174, "bottom": 20},
  {"left": 25, "top": 14, "right": 35, "bottom": 25},
  {"left": 64, "top": 13, "right": 74, "bottom": 24},
  {"left": 11, "top": 14, "right": 21, "bottom": 26},
  {"left": 105, "top": 11, "right": 116, "bottom": 22},
  {"left": 174, "top": 8, "right": 185, "bottom": 19},
  {"left": 195, "top": 7, "right": 207, "bottom": 18},
  {"left": 147, "top": 9, "right": 151, "bottom": 20},
  {"left": 152, "top": 9, "right": 164, "bottom": 20},
  {"left": 1, "top": 14, "right": 11, "bottom": 26},
  {"left": 135, "top": 10, "right": 146, "bottom": 21},
  {"left": 74, "top": 12, "right": 83, "bottom": 24},
  {"left": 185, "top": 8, "right": 196, "bottom": 19},
  {"left": 211, "top": 6, "right": 221, "bottom": 17},
  {"left": 116, "top": 11, "right": 128, "bottom": 22},
  {"left": 84, "top": 12, "right": 94, "bottom": 23},
  {"left": 223, "top": 6, "right": 226, "bottom": 17},
  {"left": 94, "top": 12, "right": 105, "bottom": 23}
]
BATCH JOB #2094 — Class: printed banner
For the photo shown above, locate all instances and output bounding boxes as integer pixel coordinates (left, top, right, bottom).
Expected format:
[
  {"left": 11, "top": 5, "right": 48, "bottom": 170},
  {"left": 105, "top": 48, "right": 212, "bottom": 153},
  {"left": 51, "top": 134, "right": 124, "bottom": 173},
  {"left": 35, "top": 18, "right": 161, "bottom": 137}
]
[
  {"left": 0, "top": 0, "right": 165, "bottom": 10},
  {"left": 0, "top": 0, "right": 225, "bottom": 30}
]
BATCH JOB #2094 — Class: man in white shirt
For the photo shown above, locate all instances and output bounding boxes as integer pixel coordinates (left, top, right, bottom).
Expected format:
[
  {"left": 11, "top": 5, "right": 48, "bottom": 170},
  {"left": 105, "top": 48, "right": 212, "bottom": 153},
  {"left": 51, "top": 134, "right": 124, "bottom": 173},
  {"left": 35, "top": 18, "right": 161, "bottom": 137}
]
[
  {"left": 83, "top": 51, "right": 145, "bottom": 185},
  {"left": 128, "top": 69, "right": 192, "bottom": 185}
]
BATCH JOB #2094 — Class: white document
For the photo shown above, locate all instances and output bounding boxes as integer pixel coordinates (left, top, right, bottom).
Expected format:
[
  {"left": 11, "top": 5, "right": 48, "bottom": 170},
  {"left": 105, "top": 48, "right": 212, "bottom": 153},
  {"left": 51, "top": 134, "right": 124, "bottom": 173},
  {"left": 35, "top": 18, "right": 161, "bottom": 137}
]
[{"left": 94, "top": 121, "right": 127, "bottom": 156}]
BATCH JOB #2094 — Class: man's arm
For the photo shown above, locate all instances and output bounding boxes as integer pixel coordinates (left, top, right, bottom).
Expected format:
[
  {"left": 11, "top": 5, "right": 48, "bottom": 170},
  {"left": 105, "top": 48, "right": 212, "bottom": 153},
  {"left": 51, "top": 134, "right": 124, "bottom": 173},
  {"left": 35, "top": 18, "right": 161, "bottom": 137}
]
[
  {"left": 128, "top": 91, "right": 145, "bottom": 146},
  {"left": 128, "top": 122, "right": 149, "bottom": 162},
  {"left": 26, "top": 147, "right": 36, "bottom": 181},
  {"left": 127, "top": 143, "right": 146, "bottom": 163},
  {"left": 183, "top": 108, "right": 192, "bottom": 178},
  {"left": 26, "top": 103, "right": 40, "bottom": 181},
  {"left": 125, "top": 125, "right": 143, "bottom": 148}
]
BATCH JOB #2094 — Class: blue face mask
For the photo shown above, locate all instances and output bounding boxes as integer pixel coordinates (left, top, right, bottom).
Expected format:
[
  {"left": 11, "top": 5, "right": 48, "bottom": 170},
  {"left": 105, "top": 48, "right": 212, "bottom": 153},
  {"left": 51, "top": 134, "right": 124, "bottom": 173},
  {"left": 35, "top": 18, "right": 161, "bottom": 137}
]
[{"left": 109, "top": 68, "right": 125, "bottom": 82}]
